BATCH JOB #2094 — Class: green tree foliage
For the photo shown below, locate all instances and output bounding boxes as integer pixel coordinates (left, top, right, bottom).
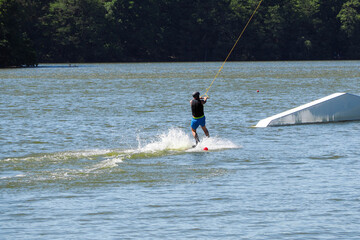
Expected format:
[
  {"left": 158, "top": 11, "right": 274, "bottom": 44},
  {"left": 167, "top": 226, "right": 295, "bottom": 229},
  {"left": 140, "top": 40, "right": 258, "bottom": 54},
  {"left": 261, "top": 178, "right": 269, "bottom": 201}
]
[
  {"left": 0, "top": 0, "right": 37, "bottom": 67},
  {"left": 45, "top": 0, "right": 108, "bottom": 62},
  {"left": 1, "top": 0, "right": 360, "bottom": 66},
  {"left": 158, "top": 0, "right": 231, "bottom": 61},
  {"left": 337, "top": 0, "right": 360, "bottom": 58},
  {"left": 106, "top": 0, "right": 163, "bottom": 61}
]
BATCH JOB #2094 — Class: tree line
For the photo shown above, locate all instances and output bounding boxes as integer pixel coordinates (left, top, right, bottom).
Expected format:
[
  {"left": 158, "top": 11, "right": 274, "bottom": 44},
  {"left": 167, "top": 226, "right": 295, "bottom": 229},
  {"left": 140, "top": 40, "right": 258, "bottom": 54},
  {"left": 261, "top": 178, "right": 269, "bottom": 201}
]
[{"left": 1, "top": 0, "right": 359, "bottom": 67}]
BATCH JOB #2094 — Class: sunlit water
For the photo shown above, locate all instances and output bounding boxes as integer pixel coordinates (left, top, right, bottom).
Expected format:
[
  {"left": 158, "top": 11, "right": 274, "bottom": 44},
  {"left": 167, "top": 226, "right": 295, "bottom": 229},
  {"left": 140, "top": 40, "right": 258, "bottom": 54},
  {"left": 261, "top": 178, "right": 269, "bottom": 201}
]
[{"left": 1, "top": 61, "right": 360, "bottom": 239}]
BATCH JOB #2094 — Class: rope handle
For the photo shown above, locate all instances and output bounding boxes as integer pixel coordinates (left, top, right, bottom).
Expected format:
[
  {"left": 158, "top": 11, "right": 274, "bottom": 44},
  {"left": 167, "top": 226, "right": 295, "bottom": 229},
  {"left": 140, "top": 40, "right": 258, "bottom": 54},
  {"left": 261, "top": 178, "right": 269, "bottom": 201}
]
[{"left": 200, "top": 92, "right": 209, "bottom": 99}]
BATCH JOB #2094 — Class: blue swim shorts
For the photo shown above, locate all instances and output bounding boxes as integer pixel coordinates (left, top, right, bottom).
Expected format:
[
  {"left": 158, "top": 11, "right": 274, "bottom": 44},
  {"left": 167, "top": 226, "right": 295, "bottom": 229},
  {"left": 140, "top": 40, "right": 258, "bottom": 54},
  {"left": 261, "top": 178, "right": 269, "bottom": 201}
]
[{"left": 191, "top": 116, "right": 206, "bottom": 130}]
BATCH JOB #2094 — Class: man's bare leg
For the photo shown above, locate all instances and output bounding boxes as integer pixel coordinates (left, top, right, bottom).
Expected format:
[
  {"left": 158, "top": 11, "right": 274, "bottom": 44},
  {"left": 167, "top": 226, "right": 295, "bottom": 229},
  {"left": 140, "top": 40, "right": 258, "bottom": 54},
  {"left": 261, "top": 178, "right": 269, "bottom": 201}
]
[
  {"left": 201, "top": 126, "right": 210, "bottom": 138},
  {"left": 191, "top": 128, "right": 200, "bottom": 144}
]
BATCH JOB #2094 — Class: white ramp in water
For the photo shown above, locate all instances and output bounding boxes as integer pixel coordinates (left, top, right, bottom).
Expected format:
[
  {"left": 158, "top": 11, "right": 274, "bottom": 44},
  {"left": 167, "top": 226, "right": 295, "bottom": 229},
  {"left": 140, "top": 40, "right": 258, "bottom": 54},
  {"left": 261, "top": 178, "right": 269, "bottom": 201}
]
[{"left": 256, "top": 93, "right": 360, "bottom": 127}]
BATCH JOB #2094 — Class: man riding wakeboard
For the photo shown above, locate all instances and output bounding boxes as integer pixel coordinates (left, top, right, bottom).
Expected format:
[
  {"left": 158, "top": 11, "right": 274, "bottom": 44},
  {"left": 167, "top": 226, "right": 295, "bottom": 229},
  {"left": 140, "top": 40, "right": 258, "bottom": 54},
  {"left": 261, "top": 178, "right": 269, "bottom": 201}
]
[{"left": 190, "top": 92, "right": 210, "bottom": 146}]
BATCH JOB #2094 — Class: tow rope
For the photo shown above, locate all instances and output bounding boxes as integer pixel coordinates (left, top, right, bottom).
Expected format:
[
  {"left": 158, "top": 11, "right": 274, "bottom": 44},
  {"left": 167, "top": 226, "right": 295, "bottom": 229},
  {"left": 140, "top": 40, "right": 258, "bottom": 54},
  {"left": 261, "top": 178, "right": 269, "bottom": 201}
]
[{"left": 202, "top": 0, "right": 264, "bottom": 98}]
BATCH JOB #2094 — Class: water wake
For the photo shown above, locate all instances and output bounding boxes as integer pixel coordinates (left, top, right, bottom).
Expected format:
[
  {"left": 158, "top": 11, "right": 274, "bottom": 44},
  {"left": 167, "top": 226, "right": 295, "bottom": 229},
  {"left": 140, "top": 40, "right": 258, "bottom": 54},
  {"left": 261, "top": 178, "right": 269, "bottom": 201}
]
[
  {"left": 130, "top": 128, "right": 240, "bottom": 155},
  {"left": 138, "top": 128, "right": 193, "bottom": 152},
  {"left": 1, "top": 128, "right": 240, "bottom": 183}
]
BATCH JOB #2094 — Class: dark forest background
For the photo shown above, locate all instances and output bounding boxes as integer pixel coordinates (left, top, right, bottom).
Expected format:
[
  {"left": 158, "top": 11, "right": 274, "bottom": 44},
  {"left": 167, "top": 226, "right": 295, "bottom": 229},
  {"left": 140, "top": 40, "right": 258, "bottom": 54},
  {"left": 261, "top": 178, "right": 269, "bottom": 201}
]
[{"left": 1, "top": 0, "right": 359, "bottom": 67}]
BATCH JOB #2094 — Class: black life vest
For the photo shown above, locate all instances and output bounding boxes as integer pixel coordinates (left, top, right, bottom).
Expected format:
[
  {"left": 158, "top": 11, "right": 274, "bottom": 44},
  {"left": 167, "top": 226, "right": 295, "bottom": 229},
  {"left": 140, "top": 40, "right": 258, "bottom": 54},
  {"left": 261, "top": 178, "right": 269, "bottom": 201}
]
[{"left": 191, "top": 99, "right": 204, "bottom": 118}]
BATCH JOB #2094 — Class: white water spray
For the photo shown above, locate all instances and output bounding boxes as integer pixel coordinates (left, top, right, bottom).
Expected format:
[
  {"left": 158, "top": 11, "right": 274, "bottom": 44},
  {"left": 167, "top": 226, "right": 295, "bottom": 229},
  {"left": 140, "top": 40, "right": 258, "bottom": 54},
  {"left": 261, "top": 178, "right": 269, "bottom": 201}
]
[{"left": 138, "top": 128, "right": 240, "bottom": 153}]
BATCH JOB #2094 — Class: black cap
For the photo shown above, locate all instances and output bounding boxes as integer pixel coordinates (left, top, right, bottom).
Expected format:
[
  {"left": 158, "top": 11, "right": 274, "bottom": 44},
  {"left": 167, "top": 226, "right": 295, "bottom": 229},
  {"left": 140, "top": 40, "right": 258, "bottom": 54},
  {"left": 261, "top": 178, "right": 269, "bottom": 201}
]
[{"left": 192, "top": 92, "right": 200, "bottom": 98}]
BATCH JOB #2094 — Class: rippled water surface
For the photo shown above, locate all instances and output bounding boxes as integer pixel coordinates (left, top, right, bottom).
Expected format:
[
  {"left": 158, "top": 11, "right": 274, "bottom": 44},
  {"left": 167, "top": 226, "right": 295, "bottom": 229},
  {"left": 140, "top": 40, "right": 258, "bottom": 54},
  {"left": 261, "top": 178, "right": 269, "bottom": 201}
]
[{"left": 1, "top": 61, "right": 360, "bottom": 239}]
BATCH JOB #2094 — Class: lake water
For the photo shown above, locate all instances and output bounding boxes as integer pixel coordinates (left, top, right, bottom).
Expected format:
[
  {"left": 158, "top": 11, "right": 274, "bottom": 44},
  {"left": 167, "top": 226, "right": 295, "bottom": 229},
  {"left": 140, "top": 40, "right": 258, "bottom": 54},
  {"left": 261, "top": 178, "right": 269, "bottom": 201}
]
[{"left": 1, "top": 61, "right": 360, "bottom": 239}]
